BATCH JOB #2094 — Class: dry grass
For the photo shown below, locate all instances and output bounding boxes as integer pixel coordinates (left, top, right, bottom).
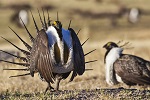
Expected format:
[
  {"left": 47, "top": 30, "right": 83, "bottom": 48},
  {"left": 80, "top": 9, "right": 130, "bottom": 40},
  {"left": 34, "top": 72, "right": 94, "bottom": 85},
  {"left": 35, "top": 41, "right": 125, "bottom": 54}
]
[
  {"left": 1, "top": 88, "right": 150, "bottom": 99},
  {"left": 0, "top": 0, "right": 150, "bottom": 99}
]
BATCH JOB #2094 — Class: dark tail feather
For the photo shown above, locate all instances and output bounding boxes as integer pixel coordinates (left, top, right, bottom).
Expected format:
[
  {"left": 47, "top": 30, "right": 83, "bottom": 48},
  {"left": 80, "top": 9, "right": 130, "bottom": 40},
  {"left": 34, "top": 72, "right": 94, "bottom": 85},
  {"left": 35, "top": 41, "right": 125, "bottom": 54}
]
[
  {"left": 42, "top": 9, "right": 47, "bottom": 30},
  {"left": 3, "top": 68, "right": 29, "bottom": 71},
  {"left": 85, "top": 60, "right": 97, "bottom": 64},
  {"left": 38, "top": 9, "right": 44, "bottom": 29},
  {"left": 84, "top": 49, "right": 96, "bottom": 57},
  {"left": 9, "top": 73, "right": 30, "bottom": 78},
  {"left": 82, "top": 38, "right": 89, "bottom": 46},
  {"left": 1, "top": 36, "right": 30, "bottom": 56},
  {"left": 0, "top": 50, "right": 28, "bottom": 62},
  {"left": 47, "top": 10, "right": 51, "bottom": 26},
  {"left": 68, "top": 20, "right": 72, "bottom": 29},
  {"left": 57, "top": 11, "right": 59, "bottom": 21},
  {"left": 85, "top": 69, "right": 93, "bottom": 71},
  {"left": 20, "top": 17, "right": 34, "bottom": 43},
  {"left": 30, "top": 10, "right": 39, "bottom": 32},
  {"left": 8, "top": 27, "right": 32, "bottom": 51},
  {"left": 69, "top": 71, "right": 77, "bottom": 82},
  {"left": 0, "top": 60, "right": 30, "bottom": 67},
  {"left": 77, "top": 29, "right": 81, "bottom": 35}
]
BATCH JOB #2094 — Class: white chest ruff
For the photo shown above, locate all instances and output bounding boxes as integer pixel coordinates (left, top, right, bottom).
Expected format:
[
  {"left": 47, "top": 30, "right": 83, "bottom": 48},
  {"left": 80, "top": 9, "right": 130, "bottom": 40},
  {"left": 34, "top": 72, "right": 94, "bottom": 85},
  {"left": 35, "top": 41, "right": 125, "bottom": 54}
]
[
  {"left": 46, "top": 26, "right": 74, "bottom": 73},
  {"left": 105, "top": 47, "right": 123, "bottom": 85}
]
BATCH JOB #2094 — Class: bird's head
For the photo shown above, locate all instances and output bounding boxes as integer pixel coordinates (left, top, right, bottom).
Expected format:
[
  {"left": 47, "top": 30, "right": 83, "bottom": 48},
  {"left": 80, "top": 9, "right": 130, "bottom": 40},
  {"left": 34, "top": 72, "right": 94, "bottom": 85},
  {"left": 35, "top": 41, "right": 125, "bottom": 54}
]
[
  {"left": 52, "top": 21, "right": 63, "bottom": 40},
  {"left": 103, "top": 42, "right": 120, "bottom": 64},
  {"left": 103, "top": 42, "right": 118, "bottom": 51},
  {"left": 52, "top": 21, "right": 62, "bottom": 31}
]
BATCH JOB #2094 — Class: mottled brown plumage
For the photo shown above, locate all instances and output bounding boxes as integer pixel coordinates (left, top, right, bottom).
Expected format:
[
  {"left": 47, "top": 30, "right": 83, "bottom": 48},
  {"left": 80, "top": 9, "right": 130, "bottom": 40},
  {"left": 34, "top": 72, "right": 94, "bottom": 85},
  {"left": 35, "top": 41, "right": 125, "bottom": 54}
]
[{"left": 114, "top": 54, "right": 150, "bottom": 85}]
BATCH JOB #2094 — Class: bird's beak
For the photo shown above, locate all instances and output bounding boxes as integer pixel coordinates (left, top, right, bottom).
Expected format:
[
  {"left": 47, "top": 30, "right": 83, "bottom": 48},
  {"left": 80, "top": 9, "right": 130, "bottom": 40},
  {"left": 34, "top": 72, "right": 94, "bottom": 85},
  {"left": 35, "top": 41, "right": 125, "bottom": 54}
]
[{"left": 103, "top": 44, "right": 107, "bottom": 48}]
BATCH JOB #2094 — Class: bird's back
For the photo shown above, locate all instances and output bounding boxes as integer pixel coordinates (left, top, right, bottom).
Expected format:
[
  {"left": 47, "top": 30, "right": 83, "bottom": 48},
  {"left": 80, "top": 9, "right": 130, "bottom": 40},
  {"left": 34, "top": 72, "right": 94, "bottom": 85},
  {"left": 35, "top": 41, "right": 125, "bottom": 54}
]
[{"left": 114, "top": 54, "right": 150, "bottom": 85}]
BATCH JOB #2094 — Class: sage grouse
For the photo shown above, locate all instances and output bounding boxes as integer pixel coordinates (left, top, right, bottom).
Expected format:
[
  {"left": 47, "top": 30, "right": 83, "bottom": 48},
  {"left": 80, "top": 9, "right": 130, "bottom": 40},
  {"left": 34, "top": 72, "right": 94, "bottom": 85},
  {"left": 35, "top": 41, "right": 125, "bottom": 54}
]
[
  {"left": 1, "top": 11, "right": 96, "bottom": 93},
  {"left": 103, "top": 42, "right": 150, "bottom": 86}
]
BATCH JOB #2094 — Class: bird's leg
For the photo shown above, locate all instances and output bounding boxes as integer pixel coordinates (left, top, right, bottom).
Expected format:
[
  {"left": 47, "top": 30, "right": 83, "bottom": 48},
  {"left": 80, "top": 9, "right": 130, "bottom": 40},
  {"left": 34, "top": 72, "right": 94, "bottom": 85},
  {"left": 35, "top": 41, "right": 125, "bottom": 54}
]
[
  {"left": 55, "top": 76, "right": 62, "bottom": 91},
  {"left": 44, "top": 82, "right": 54, "bottom": 94}
]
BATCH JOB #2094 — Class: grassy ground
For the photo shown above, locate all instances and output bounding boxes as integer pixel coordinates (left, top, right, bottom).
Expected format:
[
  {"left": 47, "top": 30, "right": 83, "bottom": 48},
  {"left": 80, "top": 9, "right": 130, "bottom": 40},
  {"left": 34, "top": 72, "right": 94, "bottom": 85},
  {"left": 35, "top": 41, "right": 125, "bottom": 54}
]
[
  {"left": 1, "top": 88, "right": 150, "bottom": 99},
  {"left": 1, "top": 0, "right": 150, "bottom": 99}
]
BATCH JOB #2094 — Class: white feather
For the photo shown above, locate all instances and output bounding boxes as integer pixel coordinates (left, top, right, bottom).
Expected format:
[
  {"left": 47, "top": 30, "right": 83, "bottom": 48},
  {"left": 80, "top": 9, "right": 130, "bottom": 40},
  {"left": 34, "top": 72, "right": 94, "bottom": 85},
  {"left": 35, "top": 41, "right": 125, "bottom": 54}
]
[
  {"left": 116, "top": 74, "right": 123, "bottom": 83},
  {"left": 19, "top": 10, "right": 28, "bottom": 26},
  {"left": 46, "top": 26, "right": 60, "bottom": 47},
  {"left": 105, "top": 47, "right": 123, "bottom": 85}
]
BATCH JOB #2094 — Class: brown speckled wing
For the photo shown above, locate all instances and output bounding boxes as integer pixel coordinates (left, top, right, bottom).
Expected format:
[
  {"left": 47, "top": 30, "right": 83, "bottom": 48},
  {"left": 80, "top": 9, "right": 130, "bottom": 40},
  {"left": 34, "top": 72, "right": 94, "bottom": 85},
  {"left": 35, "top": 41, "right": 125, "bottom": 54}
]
[
  {"left": 114, "top": 54, "right": 150, "bottom": 85},
  {"left": 30, "top": 29, "right": 54, "bottom": 83}
]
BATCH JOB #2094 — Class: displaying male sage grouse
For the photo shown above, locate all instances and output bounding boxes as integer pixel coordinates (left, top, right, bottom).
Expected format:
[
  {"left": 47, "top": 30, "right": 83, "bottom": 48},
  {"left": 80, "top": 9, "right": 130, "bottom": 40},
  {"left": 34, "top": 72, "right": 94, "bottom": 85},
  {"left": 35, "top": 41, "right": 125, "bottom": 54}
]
[
  {"left": 0, "top": 11, "right": 96, "bottom": 93},
  {"left": 103, "top": 42, "right": 150, "bottom": 86}
]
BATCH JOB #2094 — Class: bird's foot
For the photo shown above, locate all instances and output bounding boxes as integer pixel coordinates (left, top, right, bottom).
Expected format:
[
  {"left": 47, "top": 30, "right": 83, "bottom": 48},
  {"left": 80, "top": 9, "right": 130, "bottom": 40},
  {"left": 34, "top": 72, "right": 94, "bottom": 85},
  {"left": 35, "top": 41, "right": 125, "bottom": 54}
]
[{"left": 44, "top": 85, "right": 54, "bottom": 94}]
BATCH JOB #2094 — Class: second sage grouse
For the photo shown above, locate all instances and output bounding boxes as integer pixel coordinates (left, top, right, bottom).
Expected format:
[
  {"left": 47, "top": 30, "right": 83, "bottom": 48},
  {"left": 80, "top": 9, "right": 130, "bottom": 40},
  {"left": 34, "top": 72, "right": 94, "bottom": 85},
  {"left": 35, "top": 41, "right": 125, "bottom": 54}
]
[
  {"left": 0, "top": 11, "right": 96, "bottom": 93},
  {"left": 11, "top": 9, "right": 29, "bottom": 28},
  {"left": 103, "top": 42, "right": 150, "bottom": 86}
]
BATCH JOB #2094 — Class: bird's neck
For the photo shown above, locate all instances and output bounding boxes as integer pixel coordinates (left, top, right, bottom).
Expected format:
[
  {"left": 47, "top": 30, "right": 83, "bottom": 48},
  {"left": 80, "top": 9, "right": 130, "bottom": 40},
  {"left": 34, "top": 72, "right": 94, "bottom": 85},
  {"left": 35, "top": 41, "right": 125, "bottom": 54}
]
[
  {"left": 56, "top": 28, "right": 62, "bottom": 40},
  {"left": 105, "top": 48, "right": 123, "bottom": 85},
  {"left": 104, "top": 49, "right": 110, "bottom": 64}
]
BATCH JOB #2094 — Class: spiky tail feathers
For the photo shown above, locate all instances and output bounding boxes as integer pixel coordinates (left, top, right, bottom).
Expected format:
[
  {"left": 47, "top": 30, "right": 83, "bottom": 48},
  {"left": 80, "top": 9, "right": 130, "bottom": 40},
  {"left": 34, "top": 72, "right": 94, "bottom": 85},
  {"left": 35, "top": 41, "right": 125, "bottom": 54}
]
[{"left": 0, "top": 10, "right": 52, "bottom": 78}]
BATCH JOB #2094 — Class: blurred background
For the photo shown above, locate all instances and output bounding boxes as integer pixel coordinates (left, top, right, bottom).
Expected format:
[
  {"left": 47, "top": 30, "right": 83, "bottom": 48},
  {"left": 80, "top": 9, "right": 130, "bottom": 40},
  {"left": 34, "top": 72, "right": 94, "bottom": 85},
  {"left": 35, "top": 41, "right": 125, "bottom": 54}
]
[{"left": 0, "top": 0, "right": 150, "bottom": 93}]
